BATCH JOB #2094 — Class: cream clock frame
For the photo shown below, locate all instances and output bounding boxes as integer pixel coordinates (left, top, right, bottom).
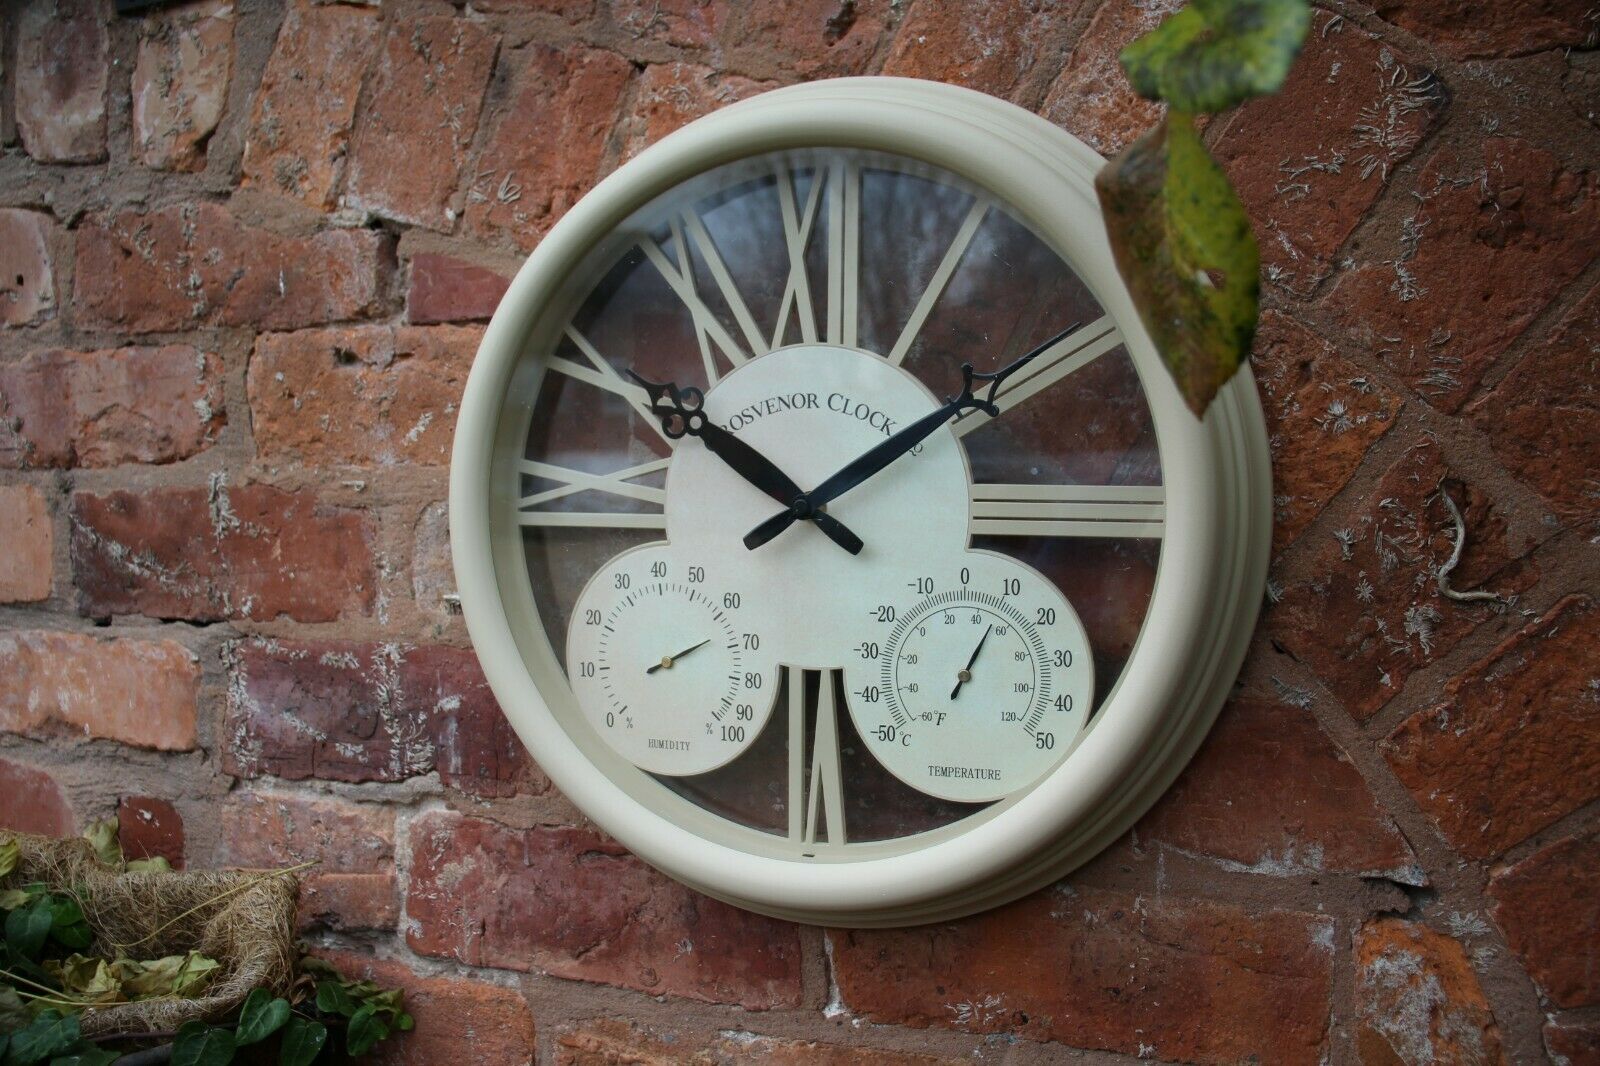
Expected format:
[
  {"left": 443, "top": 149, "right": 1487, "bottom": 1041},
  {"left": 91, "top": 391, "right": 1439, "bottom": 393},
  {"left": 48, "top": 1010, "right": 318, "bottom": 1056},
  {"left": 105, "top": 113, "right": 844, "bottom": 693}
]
[{"left": 450, "top": 77, "right": 1271, "bottom": 926}]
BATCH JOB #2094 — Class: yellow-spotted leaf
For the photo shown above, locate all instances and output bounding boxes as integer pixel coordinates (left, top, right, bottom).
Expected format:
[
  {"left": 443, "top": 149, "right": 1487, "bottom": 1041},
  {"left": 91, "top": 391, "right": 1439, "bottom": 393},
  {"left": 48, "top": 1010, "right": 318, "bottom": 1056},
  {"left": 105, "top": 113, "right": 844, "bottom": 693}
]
[
  {"left": 1120, "top": 0, "right": 1311, "bottom": 113},
  {"left": 1095, "top": 113, "right": 1260, "bottom": 417}
]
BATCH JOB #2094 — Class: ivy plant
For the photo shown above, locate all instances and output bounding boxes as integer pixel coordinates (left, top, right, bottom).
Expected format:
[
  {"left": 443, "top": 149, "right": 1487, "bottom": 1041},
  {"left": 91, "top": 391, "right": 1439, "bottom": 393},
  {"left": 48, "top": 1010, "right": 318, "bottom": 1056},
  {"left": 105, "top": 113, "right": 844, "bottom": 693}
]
[{"left": 1096, "top": 0, "right": 1312, "bottom": 416}]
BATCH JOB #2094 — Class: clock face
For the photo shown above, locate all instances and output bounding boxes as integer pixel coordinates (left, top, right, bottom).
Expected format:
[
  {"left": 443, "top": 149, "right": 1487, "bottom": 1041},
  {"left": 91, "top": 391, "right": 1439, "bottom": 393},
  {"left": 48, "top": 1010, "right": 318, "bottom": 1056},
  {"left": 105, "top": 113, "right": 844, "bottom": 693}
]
[{"left": 454, "top": 80, "right": 1269, "bottom": 924}]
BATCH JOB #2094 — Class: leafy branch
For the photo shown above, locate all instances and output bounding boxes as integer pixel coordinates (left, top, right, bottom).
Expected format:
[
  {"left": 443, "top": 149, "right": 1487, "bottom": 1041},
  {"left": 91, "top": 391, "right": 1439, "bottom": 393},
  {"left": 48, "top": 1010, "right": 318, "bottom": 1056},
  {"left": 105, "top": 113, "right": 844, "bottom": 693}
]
[{"left": 1096, "top": 0, "right": 1312, "bottom": 417}]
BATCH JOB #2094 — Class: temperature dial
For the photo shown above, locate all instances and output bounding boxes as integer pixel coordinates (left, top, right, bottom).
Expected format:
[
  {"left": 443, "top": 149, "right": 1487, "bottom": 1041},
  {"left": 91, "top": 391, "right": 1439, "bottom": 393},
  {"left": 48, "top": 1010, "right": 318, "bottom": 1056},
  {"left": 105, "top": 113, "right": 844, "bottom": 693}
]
[
  {"left": 850, "top": 555, "right": 1093, "bottom": 802},
  {"left": 568, "top": 546, "right": 774, "bottom": 776}
]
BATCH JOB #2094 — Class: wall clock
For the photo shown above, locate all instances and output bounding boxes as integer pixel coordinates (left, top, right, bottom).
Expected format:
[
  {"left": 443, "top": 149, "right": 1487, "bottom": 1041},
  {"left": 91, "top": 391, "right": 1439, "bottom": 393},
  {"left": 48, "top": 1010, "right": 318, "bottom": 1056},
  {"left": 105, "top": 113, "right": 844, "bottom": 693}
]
[{"left": 450, "top": 78, "right": 1270, "bottom": 926}]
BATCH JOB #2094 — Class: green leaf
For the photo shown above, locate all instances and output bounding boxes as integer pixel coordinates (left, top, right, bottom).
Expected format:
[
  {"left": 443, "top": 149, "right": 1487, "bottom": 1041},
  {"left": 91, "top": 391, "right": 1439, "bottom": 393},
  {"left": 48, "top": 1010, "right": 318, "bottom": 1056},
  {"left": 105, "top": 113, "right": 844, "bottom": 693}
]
[
  {"left": 276, "top": 1017, "right": 326, "bottom": 1066},
  {"left": 1096, "top": 113, "right": 1260, "bottom": 417},
  {"left": 295, "top": 957, "right": 339, "bottom": 981},
  {"left": 124, "top": 857, "right": 171, "bottom": 875},
  {"left": 79, "top": 824, "right": 120, "bottom": 871},
  {"left": 235, "top": 989, "right": 290, "bottom": 1046},
  {"left": 344, "top": 1003, "right": 389, "bottom": 1058},
  {"left": 46, "top": 1048, "right": 118, "bottom": 1066},
  {"left": 1120, "top": 0, "right": 1311, "bottom": 112},
  {"left": 0, "top": 838, "right": 18, "bottom": 881},
  {"left": 0, "top": 892, "right": 30, "bottom": 912},
  {"left": 4, "top": 1011, "right": 79, "bottom": 1066},
  {"left": 40, "top": 957, "right": 119, "bottom": 1006},
  {"left": 0, "top": 985, "right": 31, "bottom": 1031},
  {"left": 170, "top": 953, "right": 220, "bottom": 999},
  {"left": 170, "top": 1021, "right": 235, "bottom": 1066},
  {"left": 395, "top": 1011, "right": 414, "bottom": 1032},
  {"left": 5, "top": 900, "right": 52, "bottom": 961},
  {"left": 314, "top": 981, "right": 357, "bottom": 1018}
]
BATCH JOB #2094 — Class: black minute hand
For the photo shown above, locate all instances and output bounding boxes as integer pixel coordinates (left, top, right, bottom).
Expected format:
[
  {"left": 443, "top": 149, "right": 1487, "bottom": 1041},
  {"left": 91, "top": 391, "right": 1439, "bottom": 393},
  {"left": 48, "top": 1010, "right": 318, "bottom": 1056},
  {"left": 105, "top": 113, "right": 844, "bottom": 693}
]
[
  {"left": 743, "top": 324, "right": 1080, "bottom": 552},
  {"left": 626, "top": 370, "right": 864, "bottom": 555}
]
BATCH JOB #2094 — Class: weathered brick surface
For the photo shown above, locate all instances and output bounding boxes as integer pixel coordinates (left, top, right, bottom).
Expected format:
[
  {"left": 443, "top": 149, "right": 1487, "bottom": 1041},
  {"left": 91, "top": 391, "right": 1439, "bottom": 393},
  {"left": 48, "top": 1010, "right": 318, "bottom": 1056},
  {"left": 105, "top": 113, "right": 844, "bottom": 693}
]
[
  {"left": 1354, "top": 919, "right": 1503, "bottom": 1064},
  {"left": 1328, "top": 138, "right": 1600, "bottom": 412},
  {"left": 1040, "top": 0, "right": 1178, "bottom": 155},
  {"left": 75, "top": 203, "right": 389, "bottom": 334},
  {"left": 0, "top": 208, "right": 58, "bottom": 327},
  {"left": 0, "top": 630, "right": 199, "bottom": 751},
  {"left": 829, "top": 887, "right": 1334, "bottom": 1064},
  {"left": 554, "top": 1020, "right": 961, "bottom": 1065},
  {"left": 0, "top": 346, "right": 223, "bottom": 468},
  {"left": 604, "top": 0, "right": 720, "bottom": 46},
  {"left": 1384, "top": 596, "right": 1600, "bottom": 858},
  {"left": 0, "top": 758, "right": 73, "bottom": 836},
  {"left": 14, "top": 0, "right": 108, "bottom": 163},
  {"left": 1252, "top": 310, "right": 1403, "bottom": 552},
  {"left": 1371, "top": 0, "right": 1599, "bottom": 58},
  {"left": 406, "top": 812, "right": 804, "bottom": 1008},
  {"left": 1138, "top": 696, "right": 1419, "bottom": 879},
  {"left": 1546, "top": 1021, "right": 1600, "bottom": 1065},
  {"left": 624, "top": 62, "right": 774, "bottom": 157},
  {"left": 1271, "top": 442, "right": 1537, "bottom": 720},
  {"left": 732, "top": 0, "right": 887, "bottom": 78},
  {"left": 217, "top": 791, "right": 397, "bottom": 932},
  {"left": 1213, "top": 12, "right": 1444, "bottom": 295},
  {"left": 315, "top": 949, "right": 536, "bottom": 1066},
  {"left": 117, "top": 796, "right": 185, "bottom": 868},
  {"left": 248, "top": 325, "right": 478, "bottom": 466},
  {"left": 70, "top": 484, "right": 376, "bottom": 623},
  {"left": 1490, "top": 831, "right": 1600, "bottom": 1008},
  {"left": 881, "top": 0, "right": 1065, "bottom": 100},
  {"left": 131, "top": 0, "right": 234, "bottom": 172},
  {"left": 224, "top": 639, "right": 539, "bottom": 797},
  {"left": 466, "top": 46, "right": 632, "bottom": 251},
  {"left": 406, "top": 253, "right": 510, "bottom": 324},
  {"left": 1468, "top": 284, "right": 1600, "bottom": 542},
  {"left": 240, "top": 0, "right": 382, "bottom": 209},
  {"left": 0, "top": 485, "right": 52, "bottom": 603},
  {"left": 343, "top": 17, "right": 498, "bottom": 230}
]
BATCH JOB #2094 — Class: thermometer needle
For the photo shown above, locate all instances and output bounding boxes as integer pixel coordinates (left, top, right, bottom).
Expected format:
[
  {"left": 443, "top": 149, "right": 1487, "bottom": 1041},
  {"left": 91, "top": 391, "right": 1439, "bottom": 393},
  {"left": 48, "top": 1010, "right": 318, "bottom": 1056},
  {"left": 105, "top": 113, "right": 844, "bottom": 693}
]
[
  {"left": 647, "top": 639, "right": 710, "bottom": 674},
  {"left": 950, "top": 625, "right": 992, "bottom": 700}
]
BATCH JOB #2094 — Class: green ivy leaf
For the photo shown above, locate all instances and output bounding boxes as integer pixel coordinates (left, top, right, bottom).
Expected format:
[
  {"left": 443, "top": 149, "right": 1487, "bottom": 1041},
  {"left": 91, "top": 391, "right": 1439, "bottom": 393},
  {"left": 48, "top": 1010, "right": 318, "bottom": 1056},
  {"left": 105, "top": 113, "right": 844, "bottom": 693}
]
[
  {"left": 1096, "top": 113, "right": 1260, "bottom": 417},
  {"left": 45, "top": 1048, "right": 119, "bottom": 1066},
  {"left": 276, "top": 1017, "right": 326, "bottom": 1066},
  {"left": 170, "top": 1021, "right": 235, "bottom": 1066},
  {"left": 78, "top": 824, "right": 120, "bottom": 871},
  {"left": 0, "top": 985, "right": 31, "bottom": 1031},
  {"left": 5, "top": 900, "right": 53, "bottom": 961},
  {"left": 0, "top": 838, "right": 18, "bottom": 881},
  {"left": 1120, "top": 0, "right": 1311, "bottom": 113},
  {"left": 344, "top": 1003, "right": 389, "bottom": 1058},
  {"left": 4, "top": 1011, "right": 79, "bottom": 1066},
  {"left": 314, "top": 981, "right": 357, "bottom": 1018},
  {"left": 235, "top": 989, "right": 290, "bottom": 1046},
  {"left": 43, "top": 900, "right": 91, "bottom": 954},
  {"left": 395, "top": 1011, "right": 414, "bottom": 1032}
]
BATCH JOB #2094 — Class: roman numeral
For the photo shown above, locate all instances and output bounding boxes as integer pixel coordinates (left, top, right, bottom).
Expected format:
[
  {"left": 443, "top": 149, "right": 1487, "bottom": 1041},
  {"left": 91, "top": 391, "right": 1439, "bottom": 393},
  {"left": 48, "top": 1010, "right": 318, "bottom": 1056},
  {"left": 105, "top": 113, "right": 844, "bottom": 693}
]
[
  {"left": 548, "top": 326, "right": 672, "bottom": 445},
  {"left": 826, "top": 158, "right": 860, "bottom": 348},
  {"left": 886, "top": 197, "right": 990, "bottom": 367},
  {"left": 516, "top": 457, "right": 669, "bottom": 529},
  {"left": 640, "top": 229, "right": 751, "bottom": 379},
  {"left": 952, "top": 316, "right": 1123, "bottom": 437},
  {"left": 969, "top": 483, "right": 1165, "bottom": 538},
  {"left": 773, "top": 165, "right": 823, "bottom": 348},
  {"left": 789, "top": 667, "right": 847, "bottom": 847}
]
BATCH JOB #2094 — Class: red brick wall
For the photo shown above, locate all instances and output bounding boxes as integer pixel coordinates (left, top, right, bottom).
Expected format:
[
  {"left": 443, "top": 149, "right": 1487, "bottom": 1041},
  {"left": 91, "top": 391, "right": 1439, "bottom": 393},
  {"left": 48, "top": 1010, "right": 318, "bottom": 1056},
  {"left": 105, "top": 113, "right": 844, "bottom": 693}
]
[{"left": 2, "top": 1, "right": 1597, "bottom": 1062}]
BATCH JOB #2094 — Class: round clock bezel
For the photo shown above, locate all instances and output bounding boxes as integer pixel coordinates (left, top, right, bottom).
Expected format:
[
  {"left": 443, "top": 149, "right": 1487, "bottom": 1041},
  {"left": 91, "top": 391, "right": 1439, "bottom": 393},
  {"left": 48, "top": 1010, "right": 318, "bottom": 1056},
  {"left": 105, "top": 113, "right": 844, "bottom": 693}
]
[{"left": 450, "top": 77, "right": 1271, "bottom": 926}]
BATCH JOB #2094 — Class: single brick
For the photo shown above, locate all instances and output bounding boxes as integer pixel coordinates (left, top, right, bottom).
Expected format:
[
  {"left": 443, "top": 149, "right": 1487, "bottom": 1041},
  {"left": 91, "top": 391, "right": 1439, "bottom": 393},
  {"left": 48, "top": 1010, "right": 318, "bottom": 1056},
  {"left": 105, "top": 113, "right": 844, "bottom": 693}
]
[
  {"left": 881, "top": 0, "right": 1060, "bottom": 99},
  {"left": 1040, "top": 0, "right": 1178, "bottom": 156},
  {"left": 555, "top": 1020, "right": 962, "bottom": 1065},
  {"left": 241, "top": 0, "right": 382, "bottom": 209},
  {"left": 0, "top": 630, "right": 200, "bottom": 751},
  {"left": 248, "top": 325, "right": 479, "bottom": 467},
  {"left": 0, "top": 208, "right": 58, "bottom": 327},
  {"left": 405, "top": 812, "right": 804, "bottom": 1009},
  {"left": 1139, "top": 696, "right": 1420, "bottom": 880},
  {"left": 0, "top": 485, "right": 52, "bottom": 603},
  {"left": 734, "top": 0, "right": 888, "bottom": 78},
  {"left": 406, "top": 253, "right": 510, "bottom": 324},
  {"left": 1328, "top": 138, "right": 1600, "bottom": 412},
  {"left": 14, "top": 0, "right": 108, "bottom": 163},
  {"left": 466, "top": 46, "right": 632, "bottom": 251},
  {"left": 0, "top": 758, "right": 73, "bottom": 836},
  {"left": 1354, "top": 919, "right": 1503, "bottom": 1063},
  {"left": 623, "top": 62, "right": 774, "bottom": 158},
  {"left": 131, "top": 0, "right": 234, "bottom": 172},
  {"left": 117, "top": 796, "right": 185, "bottom": 868},
  {"left": 75, "top": 203, "right": 389, "bottom": 334},
  {"left": 1384, "top": 596, "right": 1600, "bottom": 857},
  {"left": 829, "top": 886, "right": 1334, "bottom": 1064},
  {"left": 1490, "top": 830, "right": 1600, "bottom": 1008},
  {"left": 0, "top": 345, "right": 224, "bottom": 469},
  {"left": 224, "top": 639, "right": 539, "bottom": 797},
  {"left": 1545, "top": 1020, "right": 1600, "bottom": 1064},
  {"left": 343, "top": 17, "right": 498, "bottom": 230},
  {"left": 70, "top": 483, "right": 376, "bottom": 623},
  {"left": 1371, "top": 0, "right": 1599, "bottom": 58}
]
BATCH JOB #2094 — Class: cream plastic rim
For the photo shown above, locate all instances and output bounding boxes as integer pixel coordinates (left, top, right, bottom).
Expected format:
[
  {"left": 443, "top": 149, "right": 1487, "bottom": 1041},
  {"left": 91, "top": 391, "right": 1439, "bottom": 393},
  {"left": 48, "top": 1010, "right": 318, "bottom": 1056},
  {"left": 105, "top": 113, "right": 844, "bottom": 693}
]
[{"left": 450, "top": 77, "right": 1271, "bottom": 926}]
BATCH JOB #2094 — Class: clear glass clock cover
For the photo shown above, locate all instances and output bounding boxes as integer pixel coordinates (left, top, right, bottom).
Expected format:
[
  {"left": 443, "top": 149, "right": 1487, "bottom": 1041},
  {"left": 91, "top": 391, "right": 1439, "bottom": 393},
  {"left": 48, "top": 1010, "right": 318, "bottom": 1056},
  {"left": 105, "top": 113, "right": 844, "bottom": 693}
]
[{"left": 508, "top": 147, "right": 1162, "bottom": 859}]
